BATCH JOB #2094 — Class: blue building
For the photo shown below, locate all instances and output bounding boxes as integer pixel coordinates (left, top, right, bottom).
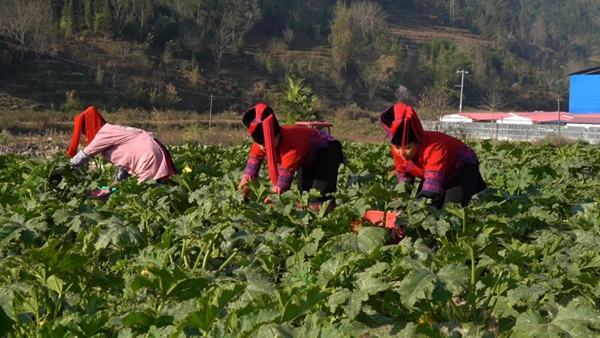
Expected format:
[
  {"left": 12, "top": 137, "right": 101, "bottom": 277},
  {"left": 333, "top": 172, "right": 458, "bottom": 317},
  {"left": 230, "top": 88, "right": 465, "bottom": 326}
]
[{"left": 569, "top": 66, "right": 600, "bottom": 114}]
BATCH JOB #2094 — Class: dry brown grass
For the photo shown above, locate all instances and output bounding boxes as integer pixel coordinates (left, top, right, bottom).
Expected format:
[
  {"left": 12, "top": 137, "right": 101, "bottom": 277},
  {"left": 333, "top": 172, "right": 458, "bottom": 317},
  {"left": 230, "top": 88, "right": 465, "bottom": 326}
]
[
  {"left": 530, "top": 134, "right": 580, "bottom": 147},
  {"left": 0, "top": 108, "right": 387, "bottom": 157}
]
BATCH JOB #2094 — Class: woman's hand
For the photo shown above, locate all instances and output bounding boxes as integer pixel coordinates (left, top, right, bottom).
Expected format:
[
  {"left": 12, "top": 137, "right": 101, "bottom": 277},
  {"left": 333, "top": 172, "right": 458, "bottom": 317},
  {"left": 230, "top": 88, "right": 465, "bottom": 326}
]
[
  {"left": 239, "top": 174, "right": 254, "bottom": 200},
  {"left": 238, "top": 174, "right": 254, "bottom": 190},
  {"left": 263, "top": 186, "right": 285, "bottom": 204}
]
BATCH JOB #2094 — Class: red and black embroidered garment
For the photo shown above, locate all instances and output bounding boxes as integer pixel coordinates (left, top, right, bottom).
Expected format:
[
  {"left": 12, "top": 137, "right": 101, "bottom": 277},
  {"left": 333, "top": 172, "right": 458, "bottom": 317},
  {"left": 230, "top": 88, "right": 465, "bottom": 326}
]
[
  {"left": 381, "top": 103, "right": 479, "bottom": 195},
  {"left": 243, "top": 126, "right": 338, "bottom": 191}
]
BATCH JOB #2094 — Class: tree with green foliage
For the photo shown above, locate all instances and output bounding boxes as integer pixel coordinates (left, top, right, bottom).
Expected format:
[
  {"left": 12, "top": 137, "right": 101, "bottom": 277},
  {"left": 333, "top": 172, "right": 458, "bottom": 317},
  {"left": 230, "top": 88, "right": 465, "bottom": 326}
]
[
  {"left": 82, "top": 0, "right": 95, "bottom": 30},
  {"left": 420, "top": 39, "right": 472, "bottom": 94},
  {"left": 357, "top": 56, "right": 384, "bottom": 100},
  {"left": 60, "top": 0, "right": 76, "bottom": 38},
  {"left": 329, "top": 1, "right": 355, "bottom": 72},
  {"left": 94, "top": 0, "right": 112, "bottom": 34},
  {"left": 278, "top": 74, "right": 320, "bottom": 123}
]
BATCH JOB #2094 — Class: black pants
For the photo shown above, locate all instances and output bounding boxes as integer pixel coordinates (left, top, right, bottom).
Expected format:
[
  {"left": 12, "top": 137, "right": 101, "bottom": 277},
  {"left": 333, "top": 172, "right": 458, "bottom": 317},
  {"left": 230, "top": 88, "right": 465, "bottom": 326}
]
[
  {"left": 297, "top": 141, "right": 343, "bottom": 203},
  {"left": 416, "top": 163, "right": 487, "bottom": 209}
]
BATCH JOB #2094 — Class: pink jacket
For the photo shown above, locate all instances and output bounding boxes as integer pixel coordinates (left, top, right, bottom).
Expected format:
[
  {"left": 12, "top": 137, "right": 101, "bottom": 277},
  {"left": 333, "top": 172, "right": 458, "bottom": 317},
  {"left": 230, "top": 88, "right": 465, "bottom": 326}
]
[{"left": 83, "top": 124, "right": 174, "bottom": 182}]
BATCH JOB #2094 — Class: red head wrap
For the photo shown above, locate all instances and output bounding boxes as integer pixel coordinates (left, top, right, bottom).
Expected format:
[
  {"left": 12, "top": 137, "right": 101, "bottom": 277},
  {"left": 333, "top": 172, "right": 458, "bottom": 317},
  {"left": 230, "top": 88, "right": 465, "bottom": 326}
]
[
  {"left": 67, "top": 106, "right": 106, "bottom": 157},
  {"left": 380, "top": 103, "right": 425, "bottom": 149},
  {"left": 242, "top": 103, "right": 279, "bottom": 185}
]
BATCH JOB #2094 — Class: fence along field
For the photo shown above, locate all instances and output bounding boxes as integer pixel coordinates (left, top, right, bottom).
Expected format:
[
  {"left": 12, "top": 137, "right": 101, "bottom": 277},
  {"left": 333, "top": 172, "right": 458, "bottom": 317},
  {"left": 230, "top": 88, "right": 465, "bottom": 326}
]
[
  {"left": 423, "top": 121, "right": 600, "bottom": 144},
  {"left": 1, "top": 140, "right": 600, "bottom": 337}
]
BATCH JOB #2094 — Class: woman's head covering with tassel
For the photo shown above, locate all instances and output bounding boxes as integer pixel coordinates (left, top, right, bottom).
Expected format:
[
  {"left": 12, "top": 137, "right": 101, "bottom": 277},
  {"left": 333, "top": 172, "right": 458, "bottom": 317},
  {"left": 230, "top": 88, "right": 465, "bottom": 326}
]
[
  {"left": 379, "top": 103, "right": 425, "bottom": 148},
  {"left": 242, "top": 103, "right": 280, "bottom": 144},
  {"left": 67, "top": 106, "right": 106, "bottom": 157},
  {"left": 242, "top": 103, "right": 280, "bottom": 185}
]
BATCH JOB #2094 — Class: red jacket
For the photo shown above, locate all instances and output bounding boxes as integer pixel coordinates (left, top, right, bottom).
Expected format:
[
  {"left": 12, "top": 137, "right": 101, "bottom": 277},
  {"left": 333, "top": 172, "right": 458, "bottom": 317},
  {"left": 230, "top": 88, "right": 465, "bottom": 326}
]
[
  {"left": 393, "top": 131, "right": 478, "bottom": 194},
  {"left": 243, "top": 126, "right": 337, "bottom": 190}
]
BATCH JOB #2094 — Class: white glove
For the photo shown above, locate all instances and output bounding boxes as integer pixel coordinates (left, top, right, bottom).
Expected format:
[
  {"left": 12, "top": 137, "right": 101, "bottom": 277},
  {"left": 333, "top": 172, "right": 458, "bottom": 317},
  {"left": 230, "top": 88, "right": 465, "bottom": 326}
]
[{"left": 69, "top": 150, "right": 91, "bottom": 170}]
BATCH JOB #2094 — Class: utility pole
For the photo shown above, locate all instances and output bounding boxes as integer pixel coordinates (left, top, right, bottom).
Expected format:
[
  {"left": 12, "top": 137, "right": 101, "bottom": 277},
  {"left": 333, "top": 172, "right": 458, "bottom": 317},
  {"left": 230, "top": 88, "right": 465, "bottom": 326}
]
[
  {"left": 557, "top": 98, "right": 561, "bottom": 142},
  {"left": 209, "top": 95, "right": 213, "bottom": 132},
  {"left": 455, "top": 70, "right": 469, "bottom": 113},
  {"left": 449, "top": 0, "right": 455, "bottom": 26}
]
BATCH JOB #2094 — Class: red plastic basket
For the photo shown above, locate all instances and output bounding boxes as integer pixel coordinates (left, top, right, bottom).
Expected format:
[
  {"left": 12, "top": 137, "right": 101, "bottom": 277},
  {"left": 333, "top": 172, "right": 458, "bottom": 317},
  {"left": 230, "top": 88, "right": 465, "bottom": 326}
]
[
  {"left": 352, "top": 210, "right": 404, "bottom": 244},
  {"left": 87, "top": 186, "right": 117, "bottom": 203},
  {"left": 294, "top": 121, "right": 333, "bottom": 134}
]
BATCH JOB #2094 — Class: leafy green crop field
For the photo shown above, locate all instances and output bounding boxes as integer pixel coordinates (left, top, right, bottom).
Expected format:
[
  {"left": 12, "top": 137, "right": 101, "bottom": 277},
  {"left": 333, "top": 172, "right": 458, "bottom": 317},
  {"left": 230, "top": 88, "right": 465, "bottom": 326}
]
[{"left": 1, "top": 141, "right": 600, "bottom": 337}]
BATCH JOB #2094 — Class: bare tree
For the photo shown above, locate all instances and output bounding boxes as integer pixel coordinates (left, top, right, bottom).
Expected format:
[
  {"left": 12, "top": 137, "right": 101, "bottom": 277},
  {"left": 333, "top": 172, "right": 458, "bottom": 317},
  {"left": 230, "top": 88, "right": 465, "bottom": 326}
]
[
  {"left": 268, "top": 37, "right": 288, "bottom": 55},
  {"left": 281, "top": 28, "right": 295, "bottom": 45},
  {"left": 180, "top": 22, "right": 206, "bottom": 53},
  {"left": 172, "top": 0, "right": 211, "bottom": 54},
  {"left": 170, "top": 0, "right": 189, "bottom": 16},
  {"left": 0, "top": 0, "right": 56, "bottom": 60},
  {"left": 480, "top": 84, "right": 507, "bottom": 139},
  {"left": 350, "top": 1, "right": 387, "bottom": 42},
  {"left": 480, "top": 84, "right": 507, "bottom": 113},
  {"left": 395, "top": 85, "right": 411, "bottom": 102},
  {"left": 208, "top": 22, "right": 236, "bottom": 71},
  {"left": 207, "top": 0, "right": 261, "bottom": 71},
  {"left": 418, "top": 81, "right": 454, "bottom": 121},
  {"left": 134, "top": 0, "right": 155, "bottom": 34},
  {"left": 530, "top": 16, "right": 549, "bottom": 47},
  {"left": 111, "top": 0, "right": 138, "bottom": 35},
  {"left": 178, "top": 0, "right": 212, "bottom": 27}
]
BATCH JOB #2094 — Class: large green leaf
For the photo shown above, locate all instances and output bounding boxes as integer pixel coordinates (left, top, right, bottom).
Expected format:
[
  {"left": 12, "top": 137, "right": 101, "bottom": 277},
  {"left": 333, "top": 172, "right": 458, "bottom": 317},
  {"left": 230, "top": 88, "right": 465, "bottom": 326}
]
[
  {"left": 394, "top": 263, "right": 469, "bottom": 309},
  {"left": 506, "top": 285, "right": 551, "bottom": 307},
  {"left": 436, "top": 264, "right": 469, "bottom": 295},
  {"left": 122, "top": 309, "right": 174, "bottom": 329},
  {"left": 94, "top": 217, "right": 146, "bottom": 250},
  {"left": 395, "top": 269, "right": 437, "bottom": 309},
  {"left": 275, "top": 286, "right": 330, "bottom": 324},
  {"left": 0, "top": 305, "right": 14, "bottom": 337},
  {"left": 183, "top": 283, "right": 246, "bottom": 332},
  {"left": 328, "top": 263, "right": 391, "bottom": 319},
  {"left": 333, "top": 227, "right": 388, "bottom": 255},
  {"left": 0, "top": 213, "right": 45, "bottom": 245},
  {"left": 512, "top": 298, "right": 600, "bottom": 337},
  {"left": 317, "top": 252, "right": 365, "bottom": 285},
  {"left": 132, "top": 266, "right": 209, "bottom": 301},
  {"left": 225, "top": 309, "right": 279, "bottom": 338},
  {"left": 66, "top": 312, "right": 112, "bottom": 337}
]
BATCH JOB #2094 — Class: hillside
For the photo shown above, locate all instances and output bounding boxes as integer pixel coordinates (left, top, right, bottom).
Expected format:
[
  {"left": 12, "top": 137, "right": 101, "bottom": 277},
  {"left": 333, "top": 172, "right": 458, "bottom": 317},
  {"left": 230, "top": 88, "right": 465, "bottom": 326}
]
[{"left": 0, "top": 0, "right": 598, "bottom": 115}]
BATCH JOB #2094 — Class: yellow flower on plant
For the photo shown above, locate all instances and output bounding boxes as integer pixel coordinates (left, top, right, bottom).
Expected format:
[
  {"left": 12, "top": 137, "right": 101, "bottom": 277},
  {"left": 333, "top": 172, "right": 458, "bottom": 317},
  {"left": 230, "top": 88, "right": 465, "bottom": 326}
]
[
  {"left": 418, "top": 309, "right": 435, "bottom": 325},
  {"left": 183, "top": 164, "right": 192, "bottom": 173},
  {"left": 141, "top": 269, "right": 149, "bottom": 276}
]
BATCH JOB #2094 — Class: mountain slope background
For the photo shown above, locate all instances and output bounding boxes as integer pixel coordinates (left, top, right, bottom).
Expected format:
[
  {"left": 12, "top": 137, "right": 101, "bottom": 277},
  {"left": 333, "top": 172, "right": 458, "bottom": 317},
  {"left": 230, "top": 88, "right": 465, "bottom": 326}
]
[{"left": 0, "top": 0, "right": 598, "bottom": 116}]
